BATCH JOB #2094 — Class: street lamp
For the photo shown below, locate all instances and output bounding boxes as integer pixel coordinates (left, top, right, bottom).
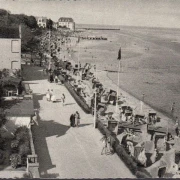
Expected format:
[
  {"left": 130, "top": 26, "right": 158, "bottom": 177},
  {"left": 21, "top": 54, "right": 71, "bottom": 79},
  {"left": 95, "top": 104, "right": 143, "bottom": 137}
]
[
  {"left": 94, "top": 64, "right": 97, "bottom": 128},
  {"left": 140, "top": 94, "right": 145, "bottom": 112}
]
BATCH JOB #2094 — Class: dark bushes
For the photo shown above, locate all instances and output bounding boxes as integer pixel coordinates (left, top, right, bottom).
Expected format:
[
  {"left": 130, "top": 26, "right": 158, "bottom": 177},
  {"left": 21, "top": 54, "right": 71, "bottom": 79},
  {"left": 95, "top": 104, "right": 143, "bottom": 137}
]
[
  {"left": 96, "top": 120, "right": 152, "bottom": 178},
  {"left": 10, "top": 127, "right": 31, "bottom": 169},
  {"left": 10, "top": 153, "right": 21, "bottom": 169}
]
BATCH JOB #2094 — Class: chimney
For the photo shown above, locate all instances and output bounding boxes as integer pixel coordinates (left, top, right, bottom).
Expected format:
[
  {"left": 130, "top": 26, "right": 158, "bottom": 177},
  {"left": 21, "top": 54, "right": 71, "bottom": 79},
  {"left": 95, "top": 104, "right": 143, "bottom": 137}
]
[{"left": 19, "top": 25, "right": 21, "bottom": 39}]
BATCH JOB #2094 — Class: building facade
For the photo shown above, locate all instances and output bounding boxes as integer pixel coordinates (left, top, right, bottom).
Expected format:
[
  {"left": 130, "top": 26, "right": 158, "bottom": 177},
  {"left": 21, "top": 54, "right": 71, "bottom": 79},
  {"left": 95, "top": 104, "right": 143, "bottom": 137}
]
[
  {"left": 53, "top": 22, "right": 58, "bottom": 29},
  {"left": 0, "top": 27, "right": 21, "bottom": 70},
  {"left": 58, "top": 17, "right": 75, "bottom": 31},
  {"left": 36, "top": 17, "right": 47, "bottom": 28}
]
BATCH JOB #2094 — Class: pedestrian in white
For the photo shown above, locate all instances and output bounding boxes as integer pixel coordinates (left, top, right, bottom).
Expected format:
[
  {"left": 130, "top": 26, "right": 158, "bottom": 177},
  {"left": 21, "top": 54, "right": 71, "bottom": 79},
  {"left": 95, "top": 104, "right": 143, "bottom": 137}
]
[
  {"left": 29, "top": 111, "right": 39, "bottom": 127},
  {"left": 55, "top": 75, "right": 58, "bottom": 84},
  {"left": 62, "top": 93, "right": 66, "bottom": 106},
  {"left": 46, "top": 89, "right": 50, "bottom": 101},
  {"left": 51, "top": 94, "right": 56, "bottom": 103}
]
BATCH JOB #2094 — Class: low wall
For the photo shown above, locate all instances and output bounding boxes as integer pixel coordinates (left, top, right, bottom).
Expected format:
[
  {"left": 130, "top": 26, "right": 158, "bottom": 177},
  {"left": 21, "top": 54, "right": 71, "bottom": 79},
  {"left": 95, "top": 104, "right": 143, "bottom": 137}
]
[
  {"left": 27, "top": 128, "right": 40, "bottom": 178},
  {"left": 96, "top": 120, "right": 152, "bottom": 178},
  {"left": 64, "top": 81, "right": 91, "bottom": 114}
]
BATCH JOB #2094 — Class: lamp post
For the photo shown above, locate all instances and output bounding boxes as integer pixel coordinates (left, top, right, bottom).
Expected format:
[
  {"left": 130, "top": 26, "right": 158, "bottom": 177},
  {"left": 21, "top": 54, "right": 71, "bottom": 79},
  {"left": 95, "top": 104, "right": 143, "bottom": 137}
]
[
  {"left": 115, "top": 58, "right": 121, "bottom": 113},
  {"left": 116, "top": 47, "right": 121, "bottom": 113},
  {"left": 140, "top": 94, "right": 145, "bottom": 113},
  {"left": 94, "top": 64, "right": 97, "bottom": 128}
]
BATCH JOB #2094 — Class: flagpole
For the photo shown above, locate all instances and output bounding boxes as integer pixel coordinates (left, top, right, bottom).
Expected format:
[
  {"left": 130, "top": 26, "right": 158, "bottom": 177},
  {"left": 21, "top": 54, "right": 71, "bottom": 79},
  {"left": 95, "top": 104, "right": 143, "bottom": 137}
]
[
  {"left": 76, "top": 39, "right": 80, "bottom": 82},
  {"left": 94, "top": 63, "right": 97, "bottom": 128},
  {"left": 116, "top": 59, "right": 120, "bottom": 113},
  {"left": 116, "top": 47, "right": 121, "bottom": 113}
]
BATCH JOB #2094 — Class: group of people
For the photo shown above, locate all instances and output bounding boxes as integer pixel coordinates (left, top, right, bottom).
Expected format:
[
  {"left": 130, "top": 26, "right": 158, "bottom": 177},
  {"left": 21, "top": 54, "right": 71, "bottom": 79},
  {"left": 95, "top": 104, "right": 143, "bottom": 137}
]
[
  {"left": 46, "top": 89, "right": 66, "bottom": 105},
  {"left": 70, "top": 111, "right": 81, "bottom": 127},
  {"left": 46, "top": 89, "right": 56, "bottom": 102}
]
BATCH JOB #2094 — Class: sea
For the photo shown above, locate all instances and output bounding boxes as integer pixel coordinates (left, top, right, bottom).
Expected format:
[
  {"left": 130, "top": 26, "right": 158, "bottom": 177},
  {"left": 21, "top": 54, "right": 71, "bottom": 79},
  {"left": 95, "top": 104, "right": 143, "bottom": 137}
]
[{"left": 73, "top": 24, "right": 180, "bottom": 120}]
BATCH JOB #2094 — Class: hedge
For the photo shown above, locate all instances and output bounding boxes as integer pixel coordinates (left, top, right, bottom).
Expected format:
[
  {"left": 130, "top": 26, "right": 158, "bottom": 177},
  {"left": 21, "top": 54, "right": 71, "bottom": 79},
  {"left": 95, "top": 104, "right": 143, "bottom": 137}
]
[
  {"left": 96, "top": 120, "right": 152, "bottom": 178},
  {"left": 10, "top": 127, "right": 31, "bottom": 169},
  {"left": 64, "top": 81, "right": 91, "bottom": 114}
]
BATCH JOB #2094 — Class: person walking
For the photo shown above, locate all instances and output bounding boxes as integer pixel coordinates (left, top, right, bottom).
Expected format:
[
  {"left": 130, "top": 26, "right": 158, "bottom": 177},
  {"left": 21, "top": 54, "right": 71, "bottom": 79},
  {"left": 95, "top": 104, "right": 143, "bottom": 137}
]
[
  {"left": 70, "top": 113, "right": 76, "bottom": 127},
  {"left": 30, "top": 110, "right": 39, "bottom": 127},
  {"left": 54, "top": 75, "right": 58, "bottom": 84},
  {"left": 75, "top": 111, "right": 80, "bottom": 127},
  {"left": 49, "top": 73, "right": 54, "bottom": 83},
  {"left": 61, "top": 93, "right": 66, "bottom": 106},
  {"left": 51, "top": 94, "right": 56, "bottom": 103},
  {"left": 46, "top": 89, "right": 50, "bottom": 101},
  {"left": 49, "top": 89, "right": 53, "bottom": 100}
]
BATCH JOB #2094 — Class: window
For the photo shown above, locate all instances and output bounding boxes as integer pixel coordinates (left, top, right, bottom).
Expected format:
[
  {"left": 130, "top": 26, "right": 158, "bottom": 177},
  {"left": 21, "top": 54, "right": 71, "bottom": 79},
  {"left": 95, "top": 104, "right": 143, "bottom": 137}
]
[{"left": 11, "top": 40, "right": 19, "bottom": 53}]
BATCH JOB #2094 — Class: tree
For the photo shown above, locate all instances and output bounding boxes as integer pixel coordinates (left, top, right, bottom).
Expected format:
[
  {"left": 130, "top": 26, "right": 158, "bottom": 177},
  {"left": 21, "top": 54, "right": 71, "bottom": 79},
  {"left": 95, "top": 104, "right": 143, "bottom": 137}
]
[
  {"left": 0, "top": 9, "right": 8, "bottom": 16},
  {"left": 47, "top": 19, "right": 53, "bottom": 30},
  {"left": 26, "top": 16, "right": 38, "bottom": 29}
]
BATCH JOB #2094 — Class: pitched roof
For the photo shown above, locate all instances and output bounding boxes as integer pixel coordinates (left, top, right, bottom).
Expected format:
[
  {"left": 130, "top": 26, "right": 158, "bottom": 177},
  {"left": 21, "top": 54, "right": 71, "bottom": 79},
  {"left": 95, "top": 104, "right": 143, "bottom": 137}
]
[
  {"left": 58, "top": 17, "right": 74, "bottom": 22},
  {"left": 36, "top": 16, "right": 47, "bottom": 20},
  {"left": 0, "top": 27, "right": 19, "bottom": 38}
]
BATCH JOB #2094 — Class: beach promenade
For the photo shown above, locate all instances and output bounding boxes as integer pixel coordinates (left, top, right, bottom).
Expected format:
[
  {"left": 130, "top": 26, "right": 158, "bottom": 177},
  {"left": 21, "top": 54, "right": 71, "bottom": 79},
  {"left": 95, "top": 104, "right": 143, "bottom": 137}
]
[{"left": 23, "top": 65, "right": 134, "bottom": 178}]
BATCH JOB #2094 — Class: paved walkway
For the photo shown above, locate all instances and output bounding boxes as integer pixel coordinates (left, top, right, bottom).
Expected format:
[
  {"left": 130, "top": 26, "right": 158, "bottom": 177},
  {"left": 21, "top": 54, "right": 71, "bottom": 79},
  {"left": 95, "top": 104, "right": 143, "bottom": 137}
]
[{"left": 23, "top": 65, "right": 134, "bottom": 178}]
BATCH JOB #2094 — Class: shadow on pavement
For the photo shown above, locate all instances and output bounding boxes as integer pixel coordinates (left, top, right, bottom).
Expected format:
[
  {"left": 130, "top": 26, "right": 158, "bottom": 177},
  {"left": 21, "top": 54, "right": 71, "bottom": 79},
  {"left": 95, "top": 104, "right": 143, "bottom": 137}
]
[
  {"left": 32, "top": 119, "right": 70, "bottom": 178},
  {"left": 41, "top": 173, "right": 60, "bottom": 178},
  {"left": 33, "top": 93, "right": 46, "bottom": 109},
  {"left": 32, "top": 93, "right": 70, "bottom": 178},
  {"left": 64, "top": 103, "right": 76, "bottom": 106},
  {"left": 79, "top": 123, "right": 92, "bottom": 127}
]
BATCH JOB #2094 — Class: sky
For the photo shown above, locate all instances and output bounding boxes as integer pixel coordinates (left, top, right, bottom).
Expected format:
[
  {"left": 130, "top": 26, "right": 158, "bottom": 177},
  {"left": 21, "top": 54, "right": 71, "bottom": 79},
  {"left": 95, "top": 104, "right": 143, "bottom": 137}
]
[{"left": 0, "top": 0, "right": 180, "bottom": 28}]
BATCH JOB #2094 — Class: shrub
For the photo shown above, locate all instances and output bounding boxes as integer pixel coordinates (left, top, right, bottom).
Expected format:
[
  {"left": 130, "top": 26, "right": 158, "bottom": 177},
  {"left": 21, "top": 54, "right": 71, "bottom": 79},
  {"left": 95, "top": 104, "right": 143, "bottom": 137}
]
[
  {"left": 10, "top": 126, "right": 31, "bottom": 167},
  {"left": 11, "top": 139, "right": 19, "bottom": 149},
  {"left": 11, "top": 139, "right": 19, "bottom": 153},
  {"left": 19, "top": 143, "right": 30, "bottom": 157},
  {"left": 15, "top": 126, "right": 29, "bottom": 143},
  {"left": 0, "top": 151, "right": 5, "bottom": 164},
  {"left": 10, "top": 153, "right": 21, "bottom": 169},
  {"left": 0, "top": 138, "right": 5, "bottom": 150}
]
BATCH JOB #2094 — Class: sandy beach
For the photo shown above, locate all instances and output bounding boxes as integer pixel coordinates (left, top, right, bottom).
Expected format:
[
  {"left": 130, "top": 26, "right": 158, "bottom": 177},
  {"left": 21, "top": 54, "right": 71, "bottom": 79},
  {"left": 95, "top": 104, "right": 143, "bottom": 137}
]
[{"left": 69, "top": 26, "right": 180, "bottom": 121}]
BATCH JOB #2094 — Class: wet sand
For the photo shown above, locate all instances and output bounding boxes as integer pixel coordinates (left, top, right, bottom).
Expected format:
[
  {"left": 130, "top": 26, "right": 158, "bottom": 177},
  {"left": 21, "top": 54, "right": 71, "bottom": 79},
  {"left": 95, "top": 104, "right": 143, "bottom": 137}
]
[{"left": 70, "top": 26, "right": 180, "bottom": 120}]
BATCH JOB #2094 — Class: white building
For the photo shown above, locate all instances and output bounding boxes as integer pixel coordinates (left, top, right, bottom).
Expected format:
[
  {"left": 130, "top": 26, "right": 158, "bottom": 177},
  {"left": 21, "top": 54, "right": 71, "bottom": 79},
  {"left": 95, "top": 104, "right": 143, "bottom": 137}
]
[
  {"left": 36, "top": 17, "right": 47, "bottom": 28},
  {"left": 58, "top": 17, "right": 75, "bottom": 31},
  {"left": 0, "top": 27, "right": 21, "bottom": 70},
  {"left": 53, "top": 22, "right": 58, "bottom": 29}
]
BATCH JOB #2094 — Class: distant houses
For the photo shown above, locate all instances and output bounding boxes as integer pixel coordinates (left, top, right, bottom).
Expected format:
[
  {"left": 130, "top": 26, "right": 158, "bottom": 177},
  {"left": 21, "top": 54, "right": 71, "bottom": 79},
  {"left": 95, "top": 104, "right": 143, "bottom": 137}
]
[
  {"left": 36, "top": 16, "right": 47, "bottom": 28},
  {"left": 58, "top": 17, "right": 75, "bottom": 31},
  {"left": 53, "top": 22, "right": 58, "bottom": 30},
  {"left": 35, "top": 16, "right": 75, "bottom": 31},
  {"left": 0, "top": 26, "right": 21, "bottom": 70}
]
